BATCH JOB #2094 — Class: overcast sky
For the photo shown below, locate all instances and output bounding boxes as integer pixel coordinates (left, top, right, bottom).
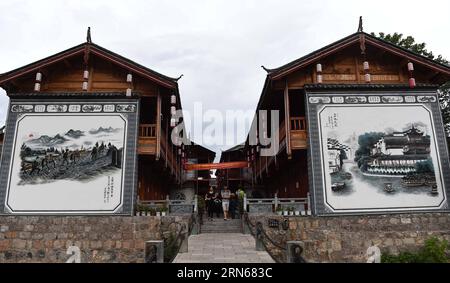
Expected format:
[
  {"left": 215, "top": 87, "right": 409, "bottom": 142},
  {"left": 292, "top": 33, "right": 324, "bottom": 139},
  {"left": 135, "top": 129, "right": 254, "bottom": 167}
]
[{"left": 1, "top": 0, "right": 449, "bottom": 157}]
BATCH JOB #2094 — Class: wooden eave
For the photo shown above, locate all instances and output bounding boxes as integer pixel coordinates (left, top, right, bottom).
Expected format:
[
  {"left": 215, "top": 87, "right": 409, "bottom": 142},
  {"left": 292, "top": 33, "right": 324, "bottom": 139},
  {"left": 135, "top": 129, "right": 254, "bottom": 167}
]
[
  {"left": 267, "top": 32, "right": 450, "bottom": 80},
  {"left": 0, "top": 42, "right": 179, "bottom": 90}
]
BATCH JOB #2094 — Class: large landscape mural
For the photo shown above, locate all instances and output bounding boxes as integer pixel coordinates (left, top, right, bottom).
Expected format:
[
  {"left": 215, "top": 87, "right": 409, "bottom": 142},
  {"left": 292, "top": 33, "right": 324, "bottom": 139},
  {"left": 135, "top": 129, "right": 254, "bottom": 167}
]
[
  {"left": 318, "top": 104, "right": 446, "bottom": 212},
  {"left": 4, "top": 113, "right": 127, "bottom": 213}
]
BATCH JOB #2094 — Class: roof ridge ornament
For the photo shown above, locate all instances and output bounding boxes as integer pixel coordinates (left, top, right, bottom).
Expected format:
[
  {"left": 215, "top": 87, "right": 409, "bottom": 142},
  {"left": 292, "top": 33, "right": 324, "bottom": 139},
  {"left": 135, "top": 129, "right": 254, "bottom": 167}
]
[
  {"left": 86, "top": 27, "right": 92, "bottom": 43},
  {"left": 357, "top": 16, "right": 363, "bottom": 33},
  {"left": 261, "top": 65, "right": 271, "bottom": 73},
  {"left": 175, "top": 74, "right": 184, "bottom": 81}
]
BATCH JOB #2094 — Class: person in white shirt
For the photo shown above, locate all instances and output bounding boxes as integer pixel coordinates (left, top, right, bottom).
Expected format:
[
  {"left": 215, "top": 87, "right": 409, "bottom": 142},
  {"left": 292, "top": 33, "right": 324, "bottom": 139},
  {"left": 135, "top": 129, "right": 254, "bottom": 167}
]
[{"left": 221, "top": 186, "right": 231, "bottom": 220}]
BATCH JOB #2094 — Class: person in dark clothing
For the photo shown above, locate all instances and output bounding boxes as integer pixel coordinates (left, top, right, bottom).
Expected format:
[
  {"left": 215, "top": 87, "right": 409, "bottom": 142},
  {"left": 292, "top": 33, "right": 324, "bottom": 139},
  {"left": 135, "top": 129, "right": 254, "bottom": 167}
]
[
  {"left": 205, "top": 187, "right": 215, "bottom": 221},
  {"left": 229, "top": 192, "right": 237, "bottom": 219},
  {"left": 214, "top": 192, "right": 222, "bottom": 218}
]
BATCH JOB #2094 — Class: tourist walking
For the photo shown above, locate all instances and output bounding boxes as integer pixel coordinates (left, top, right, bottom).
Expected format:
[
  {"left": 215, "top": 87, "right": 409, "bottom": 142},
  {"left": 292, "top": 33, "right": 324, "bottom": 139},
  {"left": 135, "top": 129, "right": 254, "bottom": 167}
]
[
  {"left": 213, "top": 192, "right": 222, "bottom": 218},
  {"left": 221, "top": 186, "right": 231, "bottom": 220},
  {"left": 205, "top": 187, "right": 215, "bottom": 221},
  {"left": 229, "top": 192, "right": 237, "bottom": 219}
]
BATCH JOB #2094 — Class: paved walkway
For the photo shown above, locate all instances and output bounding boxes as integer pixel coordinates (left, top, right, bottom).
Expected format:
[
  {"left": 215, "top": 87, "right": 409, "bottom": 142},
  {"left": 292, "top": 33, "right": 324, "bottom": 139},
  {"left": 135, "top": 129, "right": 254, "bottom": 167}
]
[{"left": 173, "top": 233, "right": 275, "bottom": 263}]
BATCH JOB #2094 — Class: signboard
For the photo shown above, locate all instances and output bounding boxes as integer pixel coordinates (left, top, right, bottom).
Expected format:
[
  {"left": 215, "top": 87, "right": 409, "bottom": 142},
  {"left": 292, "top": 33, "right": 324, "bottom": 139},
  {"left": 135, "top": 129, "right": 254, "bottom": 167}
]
[
  {"left": 306, "top": 89, "right": 450, "bottom": 215},
  {"left": 0, "top": 98, "right": 139, "bottom": 215}
]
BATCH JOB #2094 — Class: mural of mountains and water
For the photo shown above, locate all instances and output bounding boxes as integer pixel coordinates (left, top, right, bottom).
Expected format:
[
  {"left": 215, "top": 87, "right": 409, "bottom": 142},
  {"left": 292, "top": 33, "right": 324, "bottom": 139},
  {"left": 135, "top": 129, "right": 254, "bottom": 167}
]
[{"left": 18, "top": 126, "right": 124, "bottom": 185}]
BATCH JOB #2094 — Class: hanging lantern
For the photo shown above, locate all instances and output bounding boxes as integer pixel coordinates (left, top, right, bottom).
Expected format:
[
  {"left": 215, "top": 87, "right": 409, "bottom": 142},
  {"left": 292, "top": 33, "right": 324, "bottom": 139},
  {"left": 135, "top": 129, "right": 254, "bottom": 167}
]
[
  {"left": 364, "top": 73, "right": 371, "bottom": 83},
  {"left": 316, "top": 63, "right": 323, "bottom": 84},
  {"left": 35, "top": 72, "right": 42, "bottom": 82},
  {"left": 171, "top": 106, "right": 176, "bottom": 116},
  {"left": 178, "top": 148, "right": 182, "bottom": 155},
  {"left": 407, "top": 62, "right": 414, "bottom": 72},
  {"left": 170, "top": 118, "right": 176, "bottom": 127},
  {"left": 126, "top": 73, "right": 133, "bottom": 83},
  {"left": 34, "top": 83, "right": 41, "bottom": 92},
  {"left": 316, "top": 63, "right": 322, "bottom": 73},
  {"left": 363, "top": 61, "right": 370, "bottom": 70},
  {"left": 409, "top": 77, "right": 416, "bottom": 88},
  {"left": 171, "top": 94, "right": 176, "bottom": 105},
  {"left": 126, "top": 88, "right": 132, "bottom": 97},
  {"left": 83, "top": 70, "right": 89, "bottom": 80},
  {"left": 317, "top": 74, "right": 323, "bottom": 84},
  {"left": 182, "top": 152, "right": 185, "bottom": 158},
  {"left": 82, "top": 81, "right": 88, "bottom": 91}
]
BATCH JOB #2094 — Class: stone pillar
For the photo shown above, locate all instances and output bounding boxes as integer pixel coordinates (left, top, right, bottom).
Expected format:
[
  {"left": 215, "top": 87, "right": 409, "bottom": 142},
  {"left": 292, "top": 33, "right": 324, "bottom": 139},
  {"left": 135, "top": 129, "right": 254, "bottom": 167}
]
[
  {"left": 255, "top": 222, "right": 265, "bottom": 251},
  {"left": 191, "top": 215, "right": 200, "bottom": 235},
  {"left": 286, "top": 241, "right": 306, "bottom": 263},
  {"left": 243, "top": 216, "right": 251, "bottom": 235},
  {"left": 145, "top": 240, "right": 164, "bottom": 263},
  {"left": 179, "top": 232, "right": 189, "bottom": 253}
]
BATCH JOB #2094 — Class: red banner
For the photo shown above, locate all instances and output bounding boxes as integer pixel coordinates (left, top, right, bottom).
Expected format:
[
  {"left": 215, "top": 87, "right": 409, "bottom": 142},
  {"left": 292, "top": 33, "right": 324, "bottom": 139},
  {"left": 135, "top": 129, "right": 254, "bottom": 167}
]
[{"left": 183, "top": 161, "right": 249, "bottom": 171}]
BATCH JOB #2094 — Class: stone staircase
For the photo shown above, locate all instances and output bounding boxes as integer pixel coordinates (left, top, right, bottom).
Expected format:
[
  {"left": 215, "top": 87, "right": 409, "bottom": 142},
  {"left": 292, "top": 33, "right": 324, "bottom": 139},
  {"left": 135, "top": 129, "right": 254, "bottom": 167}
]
[{"left": 200, "top": 218, "right": 242, "bottom": 233}]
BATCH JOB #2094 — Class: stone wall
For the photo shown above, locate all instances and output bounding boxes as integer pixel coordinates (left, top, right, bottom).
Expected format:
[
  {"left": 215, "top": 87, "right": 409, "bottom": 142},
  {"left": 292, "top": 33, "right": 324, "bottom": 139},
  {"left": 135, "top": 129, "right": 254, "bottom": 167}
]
[
  {"left": 246, "top": 213, "right": 450, "bottom": 263},
  {"left": 0, "top": 215, "right": 192, "bottom": 263}
]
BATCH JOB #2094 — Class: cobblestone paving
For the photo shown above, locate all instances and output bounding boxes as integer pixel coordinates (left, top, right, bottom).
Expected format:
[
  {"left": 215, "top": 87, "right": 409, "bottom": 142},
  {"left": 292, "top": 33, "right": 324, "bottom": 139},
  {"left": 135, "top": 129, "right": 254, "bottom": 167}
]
[{"left": 173, "top": 233, "right": 275, "bottom": 263}]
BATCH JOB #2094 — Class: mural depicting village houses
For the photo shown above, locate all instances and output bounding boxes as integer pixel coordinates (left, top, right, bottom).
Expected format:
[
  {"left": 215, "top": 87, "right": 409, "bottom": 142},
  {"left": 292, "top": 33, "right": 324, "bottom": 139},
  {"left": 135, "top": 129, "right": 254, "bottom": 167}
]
[
  {"left": 317, "top": 103, "right": 447, "bottom": 213},
  {"left": 327, "top": 124, "right": 438, "bottom": 197}
]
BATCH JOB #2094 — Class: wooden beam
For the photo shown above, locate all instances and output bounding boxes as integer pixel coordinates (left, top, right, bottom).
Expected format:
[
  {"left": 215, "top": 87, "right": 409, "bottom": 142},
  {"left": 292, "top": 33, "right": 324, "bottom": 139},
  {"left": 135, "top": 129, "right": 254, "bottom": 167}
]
[
  {"left": 284, "top": 80, "right": 292, "bottom": 158},
  {"left": 63, "top": 59, "right": 72, "bottom": 69},
  {"left": 87, "top": 65, "right": 94, "bottom": 91},
  {"left": 184, "top": 161, "right": 249, "bottom": 171},
  {"left": 156, "top": 91, "right": 161, "bottom": 160},
  {"left": 355, "top": 57, "right": 361, "bottom": 83}
]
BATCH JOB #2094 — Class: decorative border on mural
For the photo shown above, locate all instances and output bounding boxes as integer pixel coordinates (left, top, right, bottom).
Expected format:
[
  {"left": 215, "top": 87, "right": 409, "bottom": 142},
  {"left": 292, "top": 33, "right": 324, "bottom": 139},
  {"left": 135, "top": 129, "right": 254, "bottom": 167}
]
[
  {"left": 0, "top": 99, "right": 139, "bottom": 216},
  {"left": 8, "top": 103, "right": 137, "bottom": 114},
  {"left": 306, "top": 91, "right": 450, "bottom": 216},
  {"left": 308, "top": 95, "right": 437, "bottom": 105},
  {"left": 318, "top": 104, "right": 446, "bottom": 212},
  {"left": 4, "top": 113, "right": 128, "bottom": 214}
]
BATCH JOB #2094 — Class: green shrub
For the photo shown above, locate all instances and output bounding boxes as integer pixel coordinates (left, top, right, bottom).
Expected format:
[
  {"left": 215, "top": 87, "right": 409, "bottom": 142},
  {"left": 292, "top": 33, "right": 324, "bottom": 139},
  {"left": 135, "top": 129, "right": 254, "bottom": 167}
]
[{"left": 381, "top": 237, "right": 449, "bottom": 263}]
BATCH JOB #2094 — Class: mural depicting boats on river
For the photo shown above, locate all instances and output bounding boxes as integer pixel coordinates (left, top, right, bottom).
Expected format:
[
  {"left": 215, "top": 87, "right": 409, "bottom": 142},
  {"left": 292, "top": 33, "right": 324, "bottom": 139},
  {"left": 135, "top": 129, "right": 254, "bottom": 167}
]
[{"left": 319, "top": 105, "right": 445, "bottom": 212}]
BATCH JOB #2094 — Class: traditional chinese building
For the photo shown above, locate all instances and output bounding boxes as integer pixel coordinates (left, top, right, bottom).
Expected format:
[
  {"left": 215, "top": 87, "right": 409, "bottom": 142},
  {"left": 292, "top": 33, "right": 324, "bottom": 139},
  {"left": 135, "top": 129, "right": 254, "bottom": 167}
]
[
  {"left": 179, "top": 141, "right": 216, "bottom": 199},
  {"left": 215, "top": 144, "right": 252, "bottom": 193},
  {"left": 243, "top": 27, "right": 450, "bottom": 206},
  {"left": 0, "top": 34, "right": 189, "bottom": 207},
  {"left": 367, "top": 126, "right": 431, "bottom": 175}
]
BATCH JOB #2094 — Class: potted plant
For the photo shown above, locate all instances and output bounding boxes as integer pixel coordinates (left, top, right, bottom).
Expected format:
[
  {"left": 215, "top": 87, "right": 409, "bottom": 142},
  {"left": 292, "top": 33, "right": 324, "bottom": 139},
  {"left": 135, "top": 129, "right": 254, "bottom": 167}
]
[
  {"left": 289, "top": 207, "right": 294, "bottom": 216},
  {"left": 156, "top": 206, "right": 161, "bottom": 217},
  {"left": 161, "top": 205, "right": 168, "bottom": 216},
  {"left": 143, "top": 205, "right": 150, "bottom": 216},
  {"left": 276, "top": 206, "right": 283, "bottom": 215},
  {"left": 283, "top": 207, "right": 289, "bottom": 216},
  {"left": 294, "top": 209, "right": 300, "bottom": 216},
  {"left": 135, "top": 204, "right": 145, "bottom": 216},
  {"left": 149, "top": 207, "right": 156, "bottom": 216}
]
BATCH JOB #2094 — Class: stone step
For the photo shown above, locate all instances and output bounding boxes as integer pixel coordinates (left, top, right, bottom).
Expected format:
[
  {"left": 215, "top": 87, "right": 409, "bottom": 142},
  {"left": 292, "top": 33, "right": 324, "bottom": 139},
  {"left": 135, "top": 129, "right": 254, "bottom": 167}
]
[
  {"left": 200, "top": 219, "right": 243, "bottom": 234},
  {"left": 201, "top": 229, "right": 242, "bottom": 233}
]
